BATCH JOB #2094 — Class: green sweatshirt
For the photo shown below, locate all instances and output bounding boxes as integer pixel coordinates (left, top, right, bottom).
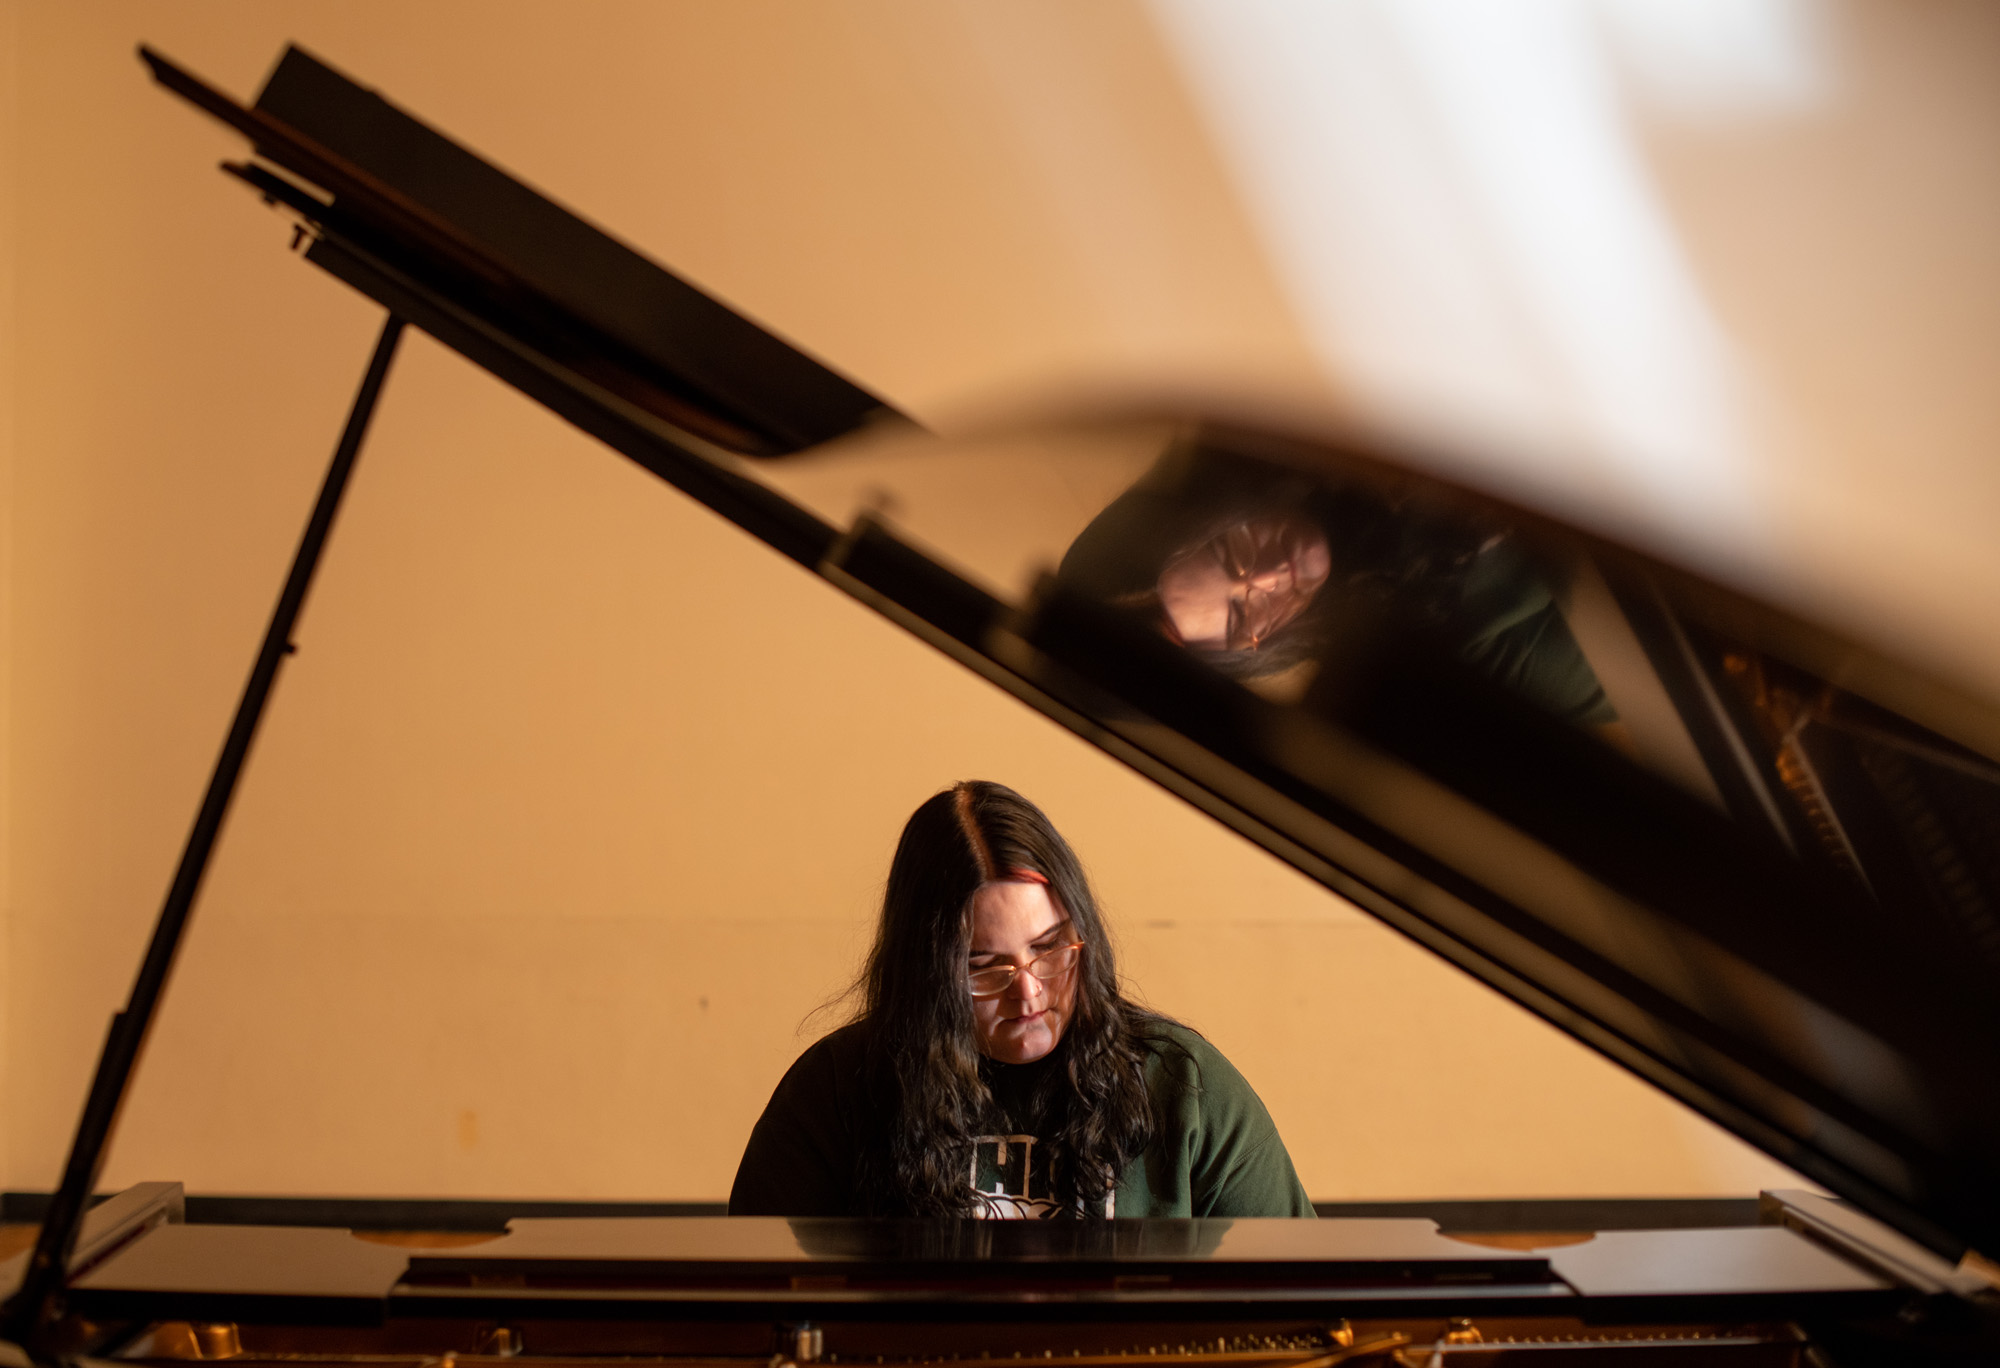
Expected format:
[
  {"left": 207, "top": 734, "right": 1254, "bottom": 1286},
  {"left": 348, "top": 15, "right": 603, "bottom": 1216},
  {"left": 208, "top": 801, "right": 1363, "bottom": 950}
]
[{"left": 728, "top": 1020, "right": 1314, "bottom": 1219}]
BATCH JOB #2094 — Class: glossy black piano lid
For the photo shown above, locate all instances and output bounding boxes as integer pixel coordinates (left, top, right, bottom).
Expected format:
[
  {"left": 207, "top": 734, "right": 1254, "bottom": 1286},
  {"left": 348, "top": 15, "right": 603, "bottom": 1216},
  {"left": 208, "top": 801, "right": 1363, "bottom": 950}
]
[
  {"left": 140, "top": 45, "right": 2000, "bottom": 1264},
  {"left": 250, "top": 46, "right": 895, "bottom": 457}
]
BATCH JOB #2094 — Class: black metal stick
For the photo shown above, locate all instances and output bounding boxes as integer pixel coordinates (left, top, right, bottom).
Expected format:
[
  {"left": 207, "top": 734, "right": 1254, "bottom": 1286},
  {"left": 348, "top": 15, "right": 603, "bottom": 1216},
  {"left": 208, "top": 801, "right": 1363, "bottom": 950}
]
[{"left": 1, "top": 315, "right": 406, "bottom": 1351}]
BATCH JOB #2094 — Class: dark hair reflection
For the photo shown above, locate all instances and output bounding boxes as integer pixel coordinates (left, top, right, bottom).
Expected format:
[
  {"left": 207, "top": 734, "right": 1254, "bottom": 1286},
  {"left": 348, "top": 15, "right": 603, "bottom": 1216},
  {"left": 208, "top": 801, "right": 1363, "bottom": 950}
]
[{"left": 1056, "top": 442, "right": 1613, "bottom": 725}]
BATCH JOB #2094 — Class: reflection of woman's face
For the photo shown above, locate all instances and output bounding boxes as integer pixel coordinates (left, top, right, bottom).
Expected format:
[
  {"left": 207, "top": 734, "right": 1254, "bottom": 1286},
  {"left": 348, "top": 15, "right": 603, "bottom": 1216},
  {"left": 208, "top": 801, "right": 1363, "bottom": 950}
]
[{"left": 1156, "top": 515, "right": 1331, "bottom": 652}]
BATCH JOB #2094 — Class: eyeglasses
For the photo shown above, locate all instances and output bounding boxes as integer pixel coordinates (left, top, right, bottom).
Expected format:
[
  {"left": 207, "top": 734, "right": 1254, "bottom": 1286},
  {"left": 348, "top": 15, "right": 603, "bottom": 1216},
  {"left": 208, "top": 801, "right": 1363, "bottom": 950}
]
[
  {"left": 967, "top": 939, "right": 1085, "bottom": 999},
  {"left": 1157, "top": 519, "right": 1327, "bottom": 654}
]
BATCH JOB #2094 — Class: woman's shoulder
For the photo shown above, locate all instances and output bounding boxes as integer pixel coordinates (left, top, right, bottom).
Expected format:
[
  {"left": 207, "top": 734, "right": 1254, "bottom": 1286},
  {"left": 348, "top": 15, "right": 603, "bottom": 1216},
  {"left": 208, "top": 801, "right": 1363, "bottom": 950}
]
[
  {"left": 770, "top": 1020, "right": 878, "bottom": 1097},
  {"left": 1134, "top": 1016, "right": 1225, "bottom": 1075},
  {"left": 797, "top": 1018, "right": 875, "bottom": 1064},
  {"left": 1134, "top": 1016, "right": 1203, "bottom": 1053},
  {"left": 1123, "top": 1015, "right": 1312, "bottom": 1218},
  {"left": 1133, "top": 1018, "right": 1263, "bottom": 1108}
]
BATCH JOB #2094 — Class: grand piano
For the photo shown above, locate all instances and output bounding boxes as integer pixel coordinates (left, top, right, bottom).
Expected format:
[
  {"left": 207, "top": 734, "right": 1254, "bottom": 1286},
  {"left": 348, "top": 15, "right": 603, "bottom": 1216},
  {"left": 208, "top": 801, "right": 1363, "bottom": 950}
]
[{"left": 4, "top": 41, "right": 1999, "bottom": 1367}]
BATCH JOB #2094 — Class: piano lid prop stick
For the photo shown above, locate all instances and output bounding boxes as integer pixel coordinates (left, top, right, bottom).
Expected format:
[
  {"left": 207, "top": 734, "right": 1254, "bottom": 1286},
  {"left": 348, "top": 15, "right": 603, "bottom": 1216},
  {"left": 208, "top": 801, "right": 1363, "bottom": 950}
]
[{"left": 0, "top": 315, "right": 407, "bottom": 1352}]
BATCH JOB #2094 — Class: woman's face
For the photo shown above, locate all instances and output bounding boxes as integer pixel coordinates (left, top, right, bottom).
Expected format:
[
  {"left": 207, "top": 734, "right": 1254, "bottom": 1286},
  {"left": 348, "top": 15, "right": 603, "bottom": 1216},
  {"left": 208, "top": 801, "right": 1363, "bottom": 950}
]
[
  {"left": 1156, "top": 514, "right": 1332, "bottom": 652},
  {"left": 967, "top": 880, "right": 1078, "bottom": 1065}
]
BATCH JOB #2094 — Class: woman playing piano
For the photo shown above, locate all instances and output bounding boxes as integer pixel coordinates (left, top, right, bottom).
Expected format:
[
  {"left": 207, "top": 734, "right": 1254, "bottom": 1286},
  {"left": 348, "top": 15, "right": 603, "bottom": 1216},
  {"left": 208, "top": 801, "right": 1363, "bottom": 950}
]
[{"left": 729, "top": 781, "right": 1313, "bottom": 1219}]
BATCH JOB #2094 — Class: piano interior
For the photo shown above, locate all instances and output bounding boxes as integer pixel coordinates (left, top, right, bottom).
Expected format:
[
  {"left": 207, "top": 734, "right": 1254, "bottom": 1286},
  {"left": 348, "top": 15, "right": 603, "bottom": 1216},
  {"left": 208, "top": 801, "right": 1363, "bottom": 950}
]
[{"left": 7, "top": 24, "right": 2000, "bottom": 1368}]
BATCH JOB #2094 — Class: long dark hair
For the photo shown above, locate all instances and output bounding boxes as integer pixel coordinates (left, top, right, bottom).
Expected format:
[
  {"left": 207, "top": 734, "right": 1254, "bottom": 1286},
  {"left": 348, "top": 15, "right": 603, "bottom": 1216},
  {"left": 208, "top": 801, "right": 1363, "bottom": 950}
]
[{"left": 852, "top": 781, "right": 1164, "bottom": 1217}]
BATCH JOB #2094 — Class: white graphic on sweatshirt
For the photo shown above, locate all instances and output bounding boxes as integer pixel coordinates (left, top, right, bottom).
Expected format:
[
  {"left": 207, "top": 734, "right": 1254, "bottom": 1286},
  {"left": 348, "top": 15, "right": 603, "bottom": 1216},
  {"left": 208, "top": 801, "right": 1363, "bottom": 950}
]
[{"left": 968, "top": 1135, "right": 1113, "bottom": 1219}]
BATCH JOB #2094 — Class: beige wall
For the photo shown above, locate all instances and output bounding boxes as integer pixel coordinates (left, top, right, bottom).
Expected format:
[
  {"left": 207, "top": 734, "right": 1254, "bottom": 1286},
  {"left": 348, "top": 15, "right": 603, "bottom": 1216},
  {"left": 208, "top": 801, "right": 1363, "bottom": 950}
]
[
  {"left": 1, "top": 2, "right": 1799, "bottom": 1202},
  {"left": 0, "top": 0, "right": 18, "bottom": 1193}
]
